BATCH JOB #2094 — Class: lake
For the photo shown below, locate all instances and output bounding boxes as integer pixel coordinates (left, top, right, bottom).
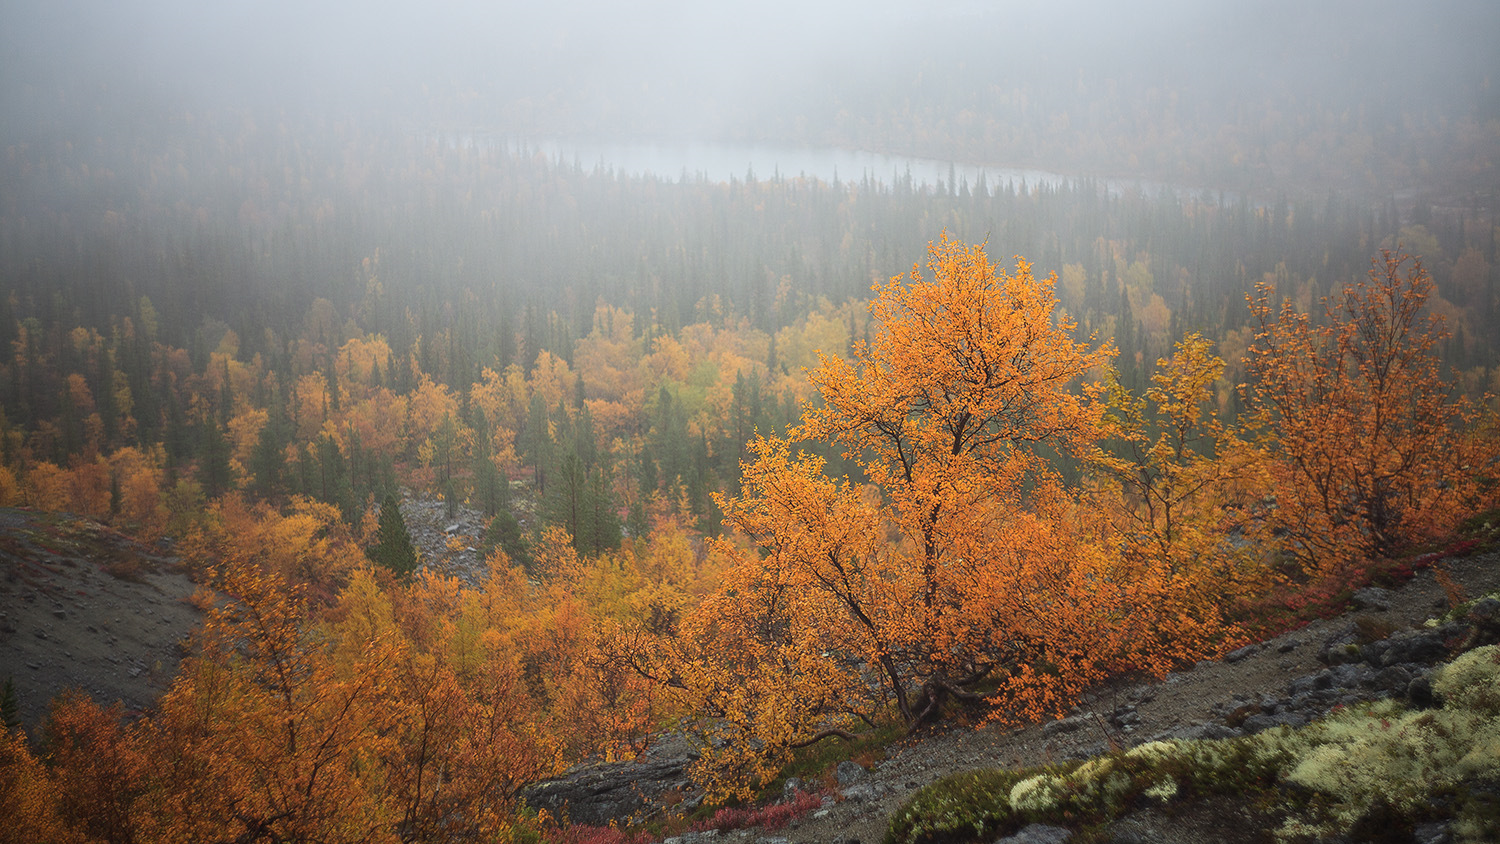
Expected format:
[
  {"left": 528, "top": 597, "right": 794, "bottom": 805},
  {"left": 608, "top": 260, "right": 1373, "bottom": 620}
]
[{"left": 446, "top": 134, "right": 1198, "bottom": 199}]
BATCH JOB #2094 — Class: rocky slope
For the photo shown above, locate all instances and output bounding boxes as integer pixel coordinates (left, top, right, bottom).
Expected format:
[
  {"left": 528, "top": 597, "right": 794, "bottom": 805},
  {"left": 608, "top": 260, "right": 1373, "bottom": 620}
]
[
  {"left": 0, "top": 489, "right": 510, "bottom": 732},
  {"left": 0, "top": 508, "right": 201, "bottom": 730},
  {"left": 526, "top": 550, "right": 1500, "bottom": 844},
  {"left": 396, "top": 485, "right": 537, "bottom": 585}
]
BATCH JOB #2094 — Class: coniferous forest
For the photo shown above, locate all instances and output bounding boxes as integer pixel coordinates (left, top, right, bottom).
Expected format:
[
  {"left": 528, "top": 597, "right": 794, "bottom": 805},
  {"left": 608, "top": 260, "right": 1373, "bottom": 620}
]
[{"left": 2, "top": 2, "right": 1499, "bottom": 842}]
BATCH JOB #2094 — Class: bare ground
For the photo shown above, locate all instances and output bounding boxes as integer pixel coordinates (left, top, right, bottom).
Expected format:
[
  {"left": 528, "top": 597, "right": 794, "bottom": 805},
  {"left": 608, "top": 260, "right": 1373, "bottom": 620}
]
[{"left": 0, "top": 507, "right": 201, "bottom": 730}]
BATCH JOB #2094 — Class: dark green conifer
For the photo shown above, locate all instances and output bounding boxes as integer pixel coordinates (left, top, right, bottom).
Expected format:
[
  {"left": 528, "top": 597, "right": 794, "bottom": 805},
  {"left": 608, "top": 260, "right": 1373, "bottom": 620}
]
[
  {"left": 370, "top": 492, "right": 418, "bottom": 577},
  {"left": 0, "top": 676, "right": 19, "bottom": 731}
]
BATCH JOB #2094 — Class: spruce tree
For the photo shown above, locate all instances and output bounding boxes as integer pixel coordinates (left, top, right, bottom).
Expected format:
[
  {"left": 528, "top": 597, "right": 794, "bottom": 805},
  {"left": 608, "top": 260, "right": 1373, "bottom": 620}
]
[
  {"left": 0, "top": 676, "right": 19, "bottom": 731},
  {"left": 370, "top": 492, "right": 419, "bottom": 577}
]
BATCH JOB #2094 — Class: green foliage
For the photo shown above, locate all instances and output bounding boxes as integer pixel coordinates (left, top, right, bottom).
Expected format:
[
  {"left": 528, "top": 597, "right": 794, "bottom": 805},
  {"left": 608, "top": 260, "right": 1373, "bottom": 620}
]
[
  {"left": 196, "top": 421, "right": 234, "bottom": 498},
  {"left": 368, "top": 492, "right": 418, "bottom": 577},
  {"left": 1458, "top": 509, "right": 1500, "bottom": 550},
  {"left": 483, "top": 510, "right": 529, "bottom": 568},
  {"left": 0, "top": 676, "right": 19, "bottom": 731}
]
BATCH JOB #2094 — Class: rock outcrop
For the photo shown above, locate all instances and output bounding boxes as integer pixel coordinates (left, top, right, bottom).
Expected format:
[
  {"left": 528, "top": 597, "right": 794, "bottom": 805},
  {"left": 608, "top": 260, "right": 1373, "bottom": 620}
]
[{"left": 521, "top": 735, "right": 702, "bottom": 826}]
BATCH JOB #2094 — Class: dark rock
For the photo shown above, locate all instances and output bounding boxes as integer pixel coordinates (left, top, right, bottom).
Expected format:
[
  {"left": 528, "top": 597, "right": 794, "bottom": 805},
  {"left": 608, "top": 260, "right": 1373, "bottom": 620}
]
[
  {"left": 782, "top": 777, "right": 803, "bottom": 799},
  {"left": 1373, "top": 665, "right": 1412, "bottom": 693},
  {"left": 1468, "top": 597, "right": 1500, "bottom": 624},
  {"left": 840, "top": 783, "right": 883, "bottom": 802},
  {"left": 1042, "top": 715, "right": 1087, "bottom": 737},
  {"left": 835, "top": 760, "right": 867, "bottom": 786},
  {"left": 1329, "top": 662, "right": 1375, "bottom": 689},
  {"left": 1379, "top": 630, "right": 1452, "bottom": 667},
  {"left": 1157, "top": 722, "right": 1241, "bottom": 742},
  {"left": 1319, "top": 623, "right": 1363, "bottom": 665},
  {"left": 521, "top": 738, "right": 699, "bottom": 826},
  {"left": 1360, "top": 639, "right": 1391, "bottom": 667},
  {"left": 1109, "top": 705, "right": 1141, "bottom": 729},
  {"left": 1413, "top": 821, "right": 1452, "bottom": 844},
  {"left": 995, "top": 823, "right": 1073, "bottom": 844},
  {"left": 1407, "top": 676, "right": 1436, "bottom": 709},
  {"left": 1063, "top": 742, "right": 1109, "bottom": 761},
  {"left": 1225, "top": 644, "right": 1258, "bottom": 663},
  {"left": 1241, "top": 712, "right": 1306, "bottom": 733},
  {"left": 1350, "top": 586, "right": 1393, "bottom": 611},
  {"left": 1277, "top": 638, "right": 1302, "bottom": 653}
]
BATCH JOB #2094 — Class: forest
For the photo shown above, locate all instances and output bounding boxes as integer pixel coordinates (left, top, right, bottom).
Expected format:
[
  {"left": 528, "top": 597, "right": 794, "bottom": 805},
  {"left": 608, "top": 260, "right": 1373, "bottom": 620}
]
[{"left": 3, "top": 1, "right": 1500, "bottom": 841}]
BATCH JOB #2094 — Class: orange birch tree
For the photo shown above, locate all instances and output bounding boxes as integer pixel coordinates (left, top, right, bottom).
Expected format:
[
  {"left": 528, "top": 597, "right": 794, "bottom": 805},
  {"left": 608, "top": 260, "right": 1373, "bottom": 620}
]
[
  {"left": 1244, "top": 250, "right": 1487, "bottom": 573},
  {"left": 651, "top": 235, "right": 1137, "bottom": 796}
]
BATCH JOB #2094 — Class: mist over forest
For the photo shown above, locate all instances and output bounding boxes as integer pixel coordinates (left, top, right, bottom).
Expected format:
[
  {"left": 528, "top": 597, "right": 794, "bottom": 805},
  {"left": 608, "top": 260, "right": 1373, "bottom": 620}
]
[
  {"left": 2, "top": 3, "right": 1500, "bottom": 842},
  {"left": 5, "top": 0, "right": 1498, "bottom": 184}
]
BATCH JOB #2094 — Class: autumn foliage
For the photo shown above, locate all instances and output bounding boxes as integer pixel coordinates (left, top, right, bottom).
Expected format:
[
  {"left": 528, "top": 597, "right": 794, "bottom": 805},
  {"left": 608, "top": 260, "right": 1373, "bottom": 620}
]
[
  {"left": 628, "top": 236, "right": 1233, "bottom": 797},
  {"left": 4, "top": 237, "right": 1497, "bottom": 832},
  {"left": 1244, "top": 250, "right": 1491, "bottom": 573}
]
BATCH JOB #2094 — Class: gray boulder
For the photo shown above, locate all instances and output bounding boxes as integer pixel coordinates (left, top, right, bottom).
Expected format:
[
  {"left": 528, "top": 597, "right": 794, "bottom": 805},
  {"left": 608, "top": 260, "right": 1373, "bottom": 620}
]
[
  {"left": 1318, "top": 623, "right": 1364, "bottom": 665},
  {"left": 521, "top": 738, "right": 699, "bottom": 826},
  {"left": 836, "top": 760, "right": 868, "bottom": 786},
  {"left": 1350, "top": 586, "right": 1393, "bottom": 611},
  {"left": 1379, "top": 629, "right": 1454, "bottom": 667},
  {"left": 995, "top": 824, "right": 1073, "bottom": 844}
]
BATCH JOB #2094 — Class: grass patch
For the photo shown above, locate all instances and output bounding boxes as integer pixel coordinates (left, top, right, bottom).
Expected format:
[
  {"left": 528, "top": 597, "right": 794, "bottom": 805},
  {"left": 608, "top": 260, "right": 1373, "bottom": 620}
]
[
  {"left": 759, "top": 720, "right": 904, "bottom": 801},
  {"left": 1457, "top": 508, "right": 1500, "bottom": 550}
]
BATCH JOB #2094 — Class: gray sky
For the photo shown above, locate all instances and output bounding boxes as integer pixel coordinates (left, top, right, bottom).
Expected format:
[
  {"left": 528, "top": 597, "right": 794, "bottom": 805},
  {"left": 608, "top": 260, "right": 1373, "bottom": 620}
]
[{"left": 3, "top": 1, "right": 1497, "bottom": 146}]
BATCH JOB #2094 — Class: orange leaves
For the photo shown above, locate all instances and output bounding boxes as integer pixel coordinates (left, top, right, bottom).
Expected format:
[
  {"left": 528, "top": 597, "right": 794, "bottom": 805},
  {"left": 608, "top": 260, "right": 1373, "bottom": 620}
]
[
  {"left": 0, "top": 724, "right": 76, "bottom": 844},
  {"left": 1245, "top": 249, "right": 1484, "bottom": 571},
  {"left": 646, "top": 236, "right": 1136, "bottom": 796},
  {"left": 140, "top": 559, "right": 400, "bottom": 843},
  {"left": 43, "top": 693, "right": 146, "bottom": 844},
  {"left": 801, "top": 234, "right": 1110, "bottom": 573},
  {"left": 187, "top": 494, "right": 364, "bottom": 601},
  {"left": 807, "top": 234, "right": 1108, "bottom": 476}
]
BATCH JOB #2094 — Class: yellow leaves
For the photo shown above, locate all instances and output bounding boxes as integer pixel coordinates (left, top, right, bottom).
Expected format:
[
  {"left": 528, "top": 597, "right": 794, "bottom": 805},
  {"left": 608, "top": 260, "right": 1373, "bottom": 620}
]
[
  {"left": 529, "top": 350, "right": 575, "bottom": 409},
  {"left": 803, "top": 233, "right": 1110, "bottom": 512},
  {"left": 0, "top": 724, "right": 77, "bottom": 844},
  {"left": 335, "top": 333, "right": 392, "bottom": 396},
  {"left": 531, "top": 524, "right": 583, "bottom": 584},
  {"left": 643, "top": 333, "right": 694, "bottom": 385},
  {"left": 661, "top": 236, "right": 1271, "bottom": 800},
  {"left": 226, "top": 406, "right": 268, "bottom": 475},
  {"left": 0, "top": 464, "right": 19, "bottom": 507},
  {"left": 193, "top": 494, "right": 364, "bottom": 600},
  {"left": 472, "top": 363, "right": 530, "bottom": 435},
  {"left": 405, "top": 375, "right": 461, "bottom": 444},
  {"left": 575, "top": 303, "right": 644, "bottom": 405}
]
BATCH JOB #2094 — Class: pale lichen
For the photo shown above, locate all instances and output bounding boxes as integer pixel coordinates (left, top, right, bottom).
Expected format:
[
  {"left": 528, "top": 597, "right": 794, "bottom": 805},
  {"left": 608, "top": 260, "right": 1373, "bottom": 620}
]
[{"left": 1007, "top": 774, "right": 1065, "bottom": 814}]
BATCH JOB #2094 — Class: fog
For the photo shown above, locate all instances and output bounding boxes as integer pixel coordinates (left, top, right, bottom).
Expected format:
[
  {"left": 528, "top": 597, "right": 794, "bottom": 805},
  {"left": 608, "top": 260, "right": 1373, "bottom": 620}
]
[{"left": 4, "top": 0, "right": 1496, "bottom": 151}]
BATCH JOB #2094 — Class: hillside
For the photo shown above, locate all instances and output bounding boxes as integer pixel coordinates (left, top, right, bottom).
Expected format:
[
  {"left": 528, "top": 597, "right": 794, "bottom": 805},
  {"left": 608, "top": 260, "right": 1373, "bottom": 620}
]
[
  {"left": 568, "top": 547, "right": 1498, "bottom": 844},
  {"left": 0, "top": 508, "right": 201, "bottom": 730}
]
